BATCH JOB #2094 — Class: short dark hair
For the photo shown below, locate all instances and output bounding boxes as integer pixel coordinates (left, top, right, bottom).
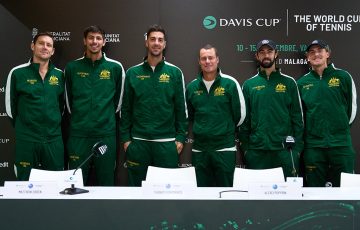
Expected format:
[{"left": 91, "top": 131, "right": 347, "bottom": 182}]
[
  {"left": 146, "top": 24, "right": 166, "bottom": 40},
  {"left": 83, "top": 25, "right": 105, "bottom": 39},
  {"left": 33, "top": 32, "right": 54, "bottom": 44},
  {"left": 200, "top": 44, "right": 218, "bottom": 57}
]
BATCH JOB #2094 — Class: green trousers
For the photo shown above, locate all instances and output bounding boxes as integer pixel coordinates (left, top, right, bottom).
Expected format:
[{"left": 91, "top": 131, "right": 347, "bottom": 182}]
[
  {"left": 125, "top": 139, "right": 179, "bottom": 186},
  {"left": 67, "top": 136, "right": 116, "bottom": 186},
  {"left": 15, "top": 139, "right": 64, "bottom": 181},
  {"left": 192, "top": 150, "right": 235, "bottom": 187},
  {"left": 245, "top": 149, "right": 299, "bottom": 178},
  {"left": 304, "top": 146, "right": 355, "bottom": 187}
]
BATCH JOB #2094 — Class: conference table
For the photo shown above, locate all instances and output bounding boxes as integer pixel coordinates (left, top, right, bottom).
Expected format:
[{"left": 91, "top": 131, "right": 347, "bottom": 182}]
[{"left": 1, "top": 186, "right": 359, "bottom": 229}]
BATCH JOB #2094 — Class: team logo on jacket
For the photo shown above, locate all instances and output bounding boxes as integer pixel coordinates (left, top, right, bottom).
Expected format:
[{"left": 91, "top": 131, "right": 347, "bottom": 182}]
[
  {"left": 27, "top": 79, "right": 37, "bottom": 85},
  {"left": 49, "top": 76, "right": 59, "bottom": 85},
  {"left": 159, "top": 73, "right": 170, "bottom": 83},
  {"left": 214, "top": 86, "right": 225, "bottom": 96},
  {"left": 99, "top": 70, "right": 111, "bottom": 79},
  {"left": 275, "top": 83, "right": 286, "bottom": 93},
  {"left": 328, "top": 77, "right": 340, "bottom": 87}
]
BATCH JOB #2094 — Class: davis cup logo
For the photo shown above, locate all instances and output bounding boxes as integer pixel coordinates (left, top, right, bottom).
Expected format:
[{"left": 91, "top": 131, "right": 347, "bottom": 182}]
[{"left": 203, "top": 16, "right": 217, "bottom": 29}]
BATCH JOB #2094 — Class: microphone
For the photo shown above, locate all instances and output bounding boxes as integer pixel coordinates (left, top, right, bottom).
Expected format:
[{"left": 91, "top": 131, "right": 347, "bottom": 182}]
[
  {"left": 283, "top": 136, "right": 295, "bottom": 150},
  {"left": 283, "top": 136, "right": 298, "bottom": 177},
  {"left": 60, "top": 141, "right": 108, "bottom": 195}
]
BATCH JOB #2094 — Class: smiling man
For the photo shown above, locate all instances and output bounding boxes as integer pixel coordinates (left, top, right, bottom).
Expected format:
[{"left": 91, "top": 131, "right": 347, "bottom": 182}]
[
  {"left": 186, "top": 44, "right": 246, "bottom": 187},
  {"left": 297, "top": 40, "right": 357, "bottom": 187},
  {"left": 239, "top": 39, "right": 304, "bottom": 179},
  {"left": 5, "top": 32, "right": 65, "bottom": 180},
  {"left": 65, "top": 25, "right": 125, "bottom": 186},
  {"left": 120, "top": 24, "right": 188, "bottom": 186}
]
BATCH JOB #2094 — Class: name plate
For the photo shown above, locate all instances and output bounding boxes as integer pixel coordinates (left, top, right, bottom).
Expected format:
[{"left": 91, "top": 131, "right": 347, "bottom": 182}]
[
  {"left": 141, "top": 181, "right": 196, "bottom": 198},
  {"left": 248, "top": 182, "right": 302, "bottom": 199},
  {"left": 3, "top": 181, "right": 58, "bottom": 198}
]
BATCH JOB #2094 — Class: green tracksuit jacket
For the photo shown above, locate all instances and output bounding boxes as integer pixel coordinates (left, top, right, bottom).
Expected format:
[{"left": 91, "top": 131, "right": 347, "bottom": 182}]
[
  {"left": 297, "top": 63, "right": 357, "bottom": 147},
  {"left": 120, "top": 58, "right": 188, "bottom": 143},
  {"left": 186, "top": 69, "right": 246, "bottom": 150},
  {"left": 5, "top": 60, "right": 64, "bottom": 142},
  {"left": 65, "top": 53, "right": 125, "bottom": 137},
  {"left": 239, "top": 68, "right": 304, "bottom": 154}
]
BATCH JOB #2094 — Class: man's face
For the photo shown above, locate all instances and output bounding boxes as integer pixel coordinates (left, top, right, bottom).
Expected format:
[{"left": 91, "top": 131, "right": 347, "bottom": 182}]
[
  {"left": 146, "top": 31, "right": 166, "bottom": 57},
  {"left": 256, "top": 45, "right": 277, "bottom": 68},
  {"left": 83, "top": 32, "right": 105, "bottom": 55},
  {"left": 306, "top": 45, "right": 330, "bottom": 68},
  {"left": 199, "top": 48, "right": 219, "bottom": 74},
  {"left": 31, "top": 35, "right": 54, "bottom": 61}
]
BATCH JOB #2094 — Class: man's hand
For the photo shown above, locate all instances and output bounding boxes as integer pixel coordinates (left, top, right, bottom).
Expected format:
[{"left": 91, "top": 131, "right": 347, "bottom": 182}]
[
  {"left": 124, "top": 141, "right": 131, "bottom": 152},
  {"left": 175, "top": 141, "right": 183, "bottom": 154}
]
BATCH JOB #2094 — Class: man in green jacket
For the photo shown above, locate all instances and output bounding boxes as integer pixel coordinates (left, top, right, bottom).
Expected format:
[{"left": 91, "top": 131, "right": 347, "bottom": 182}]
[
  {"left": 120, "top": 25, "right": 188, "bottom": 186},
  {"left": 186, "top": 44, "right": 246, "bottom": 187},
  {"left": 5, "top": 32, "right": 65, "bottom": 180},
  {"left": 297, "top": 40, "right": 357, "bottom": 187},
  {"left": 239, "top": 39, "right": 304, "bottom": 178},
  {"left": 65, "top": 25, "right": 125, "bottom": 186}
]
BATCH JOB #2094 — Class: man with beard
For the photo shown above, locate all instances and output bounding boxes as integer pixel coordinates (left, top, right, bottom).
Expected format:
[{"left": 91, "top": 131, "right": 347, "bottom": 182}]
[
  {"left": 120, "top": 24, "right": 188, "bottom": 186},
  {"left": 239, "top": 39, "right": 304, "bottom": 178},
  {"left": 65, "top": 25, "right": 125, "bottom": 186}
]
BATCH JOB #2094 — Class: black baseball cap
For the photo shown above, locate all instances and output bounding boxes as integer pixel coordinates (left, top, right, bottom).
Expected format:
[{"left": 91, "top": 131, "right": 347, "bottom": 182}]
[
  {"left": 256, "top": 39, "right": 277, "bottom": 51},
  {"left": 306, "top": 39, "right": 330, "bottom": 52}
]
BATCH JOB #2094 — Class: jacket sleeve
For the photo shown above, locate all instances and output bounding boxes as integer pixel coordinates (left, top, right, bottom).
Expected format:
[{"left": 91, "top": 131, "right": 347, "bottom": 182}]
[
  {"left": 238, "top": 82, "right": 250, "bottom": 152},
  {"left": 5, "top": 70, "right": 17, "bottom": 127},
  {"left": 64, "top": 65, "right": 73, "bottom": 115},
  {"left": 59, "top": 72, "right": 65, "bottom": 116},
  {"left": 119, "top": 72, "right": 133, "bottom": 143},
  {"left": 114, "top": 64, "right": 125, "bottom": 113},
  {"left": 231, "top": 80, "right": 246, "bottom": 128},
  {"left": 174, "top": 69, "right": 188, "bottom": 143},
  {"left": 344, "top": 72, "right": 357, "bottom": 125},
  {"left": 290, "top": 80, "right": 304, "bottom": 154},
  {"left": 185, "top": 85, "right": 194, "bottom": 122}
]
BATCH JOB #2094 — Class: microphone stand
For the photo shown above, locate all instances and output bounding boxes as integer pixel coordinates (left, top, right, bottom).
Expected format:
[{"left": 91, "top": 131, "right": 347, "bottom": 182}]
[
  {"left": 59, "top": 155, "right": 91, "bottom": 194},
  {"left": 60, "top": 141, "right": 108, "bottom": 195},
  {"left": 283, "top": 136, "right": 298, "bottom": 177}
]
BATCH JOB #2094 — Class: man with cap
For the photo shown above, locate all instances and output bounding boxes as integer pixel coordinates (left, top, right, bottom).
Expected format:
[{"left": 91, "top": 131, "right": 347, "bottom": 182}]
[
  {"left": 239, "top": 39, "right": 304, "bottom": 178},
  {"left": 297, "top": 39, "right": 357, "bottom": 187}
]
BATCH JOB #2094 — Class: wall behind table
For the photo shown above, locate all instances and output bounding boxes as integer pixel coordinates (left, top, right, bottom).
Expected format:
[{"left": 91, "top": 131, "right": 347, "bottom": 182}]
[{"left": 1, "top": 0, "right": 359, "bottom": 185}]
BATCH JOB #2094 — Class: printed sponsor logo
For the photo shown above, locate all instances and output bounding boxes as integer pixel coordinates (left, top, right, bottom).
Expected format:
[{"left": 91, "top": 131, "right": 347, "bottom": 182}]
[
  {"left": 203, "top": 16, "right": 217, "bottom": 30},
  {"left": 0, "top": 138, "right": 10, "bottom": 144},
  {"left": 0, "top": 112, "right": 8, "bottom": 117},
  {"left": 0, "top": 162, "right": 9, "bottom": 168},
  {"left": 136, "top": 75, "right": 150, "bottom": 80},
  {"left": 0, "top": 86, "right": 4, "bottom": 93},
  {"left": 32, "top": 28, "right": 71, "bottom": 42},
  {"left": 27, "top": 79, "right": 37, "bottom": 85},
  {"left": 105, "top": 33, "right": 120, "bottom": 43},
  {"left": 203, "top": 16, "right": 281, "bottom": 29},
  {"left": 77, "top": 72, "right": 89, "bottom": 78},
  {"left": 253, "top": 85, "right": 265, "bottom": 91}
]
